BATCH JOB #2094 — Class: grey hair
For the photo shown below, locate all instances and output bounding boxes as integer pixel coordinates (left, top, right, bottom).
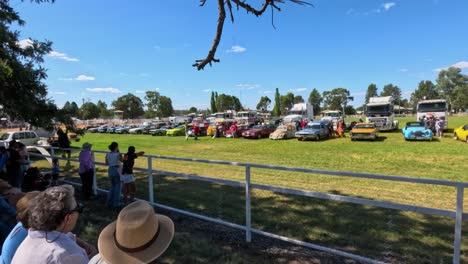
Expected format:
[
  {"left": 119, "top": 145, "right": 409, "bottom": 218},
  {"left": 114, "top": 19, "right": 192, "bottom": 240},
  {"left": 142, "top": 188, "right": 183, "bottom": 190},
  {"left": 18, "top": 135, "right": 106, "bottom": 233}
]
[{"left": 27, "top": 185, "right": 76, "bottom": 231}]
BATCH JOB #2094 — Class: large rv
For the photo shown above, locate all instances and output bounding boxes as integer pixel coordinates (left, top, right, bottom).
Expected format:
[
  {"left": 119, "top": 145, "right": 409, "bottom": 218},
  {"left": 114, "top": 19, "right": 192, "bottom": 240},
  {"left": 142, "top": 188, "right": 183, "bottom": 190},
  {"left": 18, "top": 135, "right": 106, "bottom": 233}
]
[
  {"left": 416, "top": 99, "right": 448, "bottom": 129},
  {"left": 235, "top": 110, "right": 258, "bottom": 124},
  {"left": 365, "top": 96, "right": 399, "bottom": 131}
]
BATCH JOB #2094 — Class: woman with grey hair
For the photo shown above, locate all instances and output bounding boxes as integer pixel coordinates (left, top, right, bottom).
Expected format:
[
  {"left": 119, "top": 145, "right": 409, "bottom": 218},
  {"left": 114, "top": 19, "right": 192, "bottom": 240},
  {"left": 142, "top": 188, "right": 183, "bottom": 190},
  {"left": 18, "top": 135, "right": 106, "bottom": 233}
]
[{"left": 11, "top": 185, "right": 89, "bottom": 264}]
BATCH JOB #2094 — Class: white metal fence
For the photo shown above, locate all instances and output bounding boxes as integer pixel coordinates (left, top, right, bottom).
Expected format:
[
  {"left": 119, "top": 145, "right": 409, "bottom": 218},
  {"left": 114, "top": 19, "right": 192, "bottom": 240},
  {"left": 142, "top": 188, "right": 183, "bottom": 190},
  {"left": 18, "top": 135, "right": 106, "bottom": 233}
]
[{"left": 28, "top": 146, "right": 467, "bottom": 264}]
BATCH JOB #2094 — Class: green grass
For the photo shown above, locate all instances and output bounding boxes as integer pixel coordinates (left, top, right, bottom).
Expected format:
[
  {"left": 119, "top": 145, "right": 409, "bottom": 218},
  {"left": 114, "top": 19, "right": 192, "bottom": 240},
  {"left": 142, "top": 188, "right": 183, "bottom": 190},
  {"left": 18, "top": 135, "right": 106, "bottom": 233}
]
[{"left": 28, "top": 116, "right": 468, "bottom": 263}]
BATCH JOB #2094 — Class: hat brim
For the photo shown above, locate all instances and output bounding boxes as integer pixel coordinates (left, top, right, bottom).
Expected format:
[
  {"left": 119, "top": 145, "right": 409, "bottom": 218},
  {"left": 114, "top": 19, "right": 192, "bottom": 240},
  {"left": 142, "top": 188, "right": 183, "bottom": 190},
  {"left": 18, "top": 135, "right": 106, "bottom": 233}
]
[{"left": 98, "top": 214, "right": 174, "bottom": 264}]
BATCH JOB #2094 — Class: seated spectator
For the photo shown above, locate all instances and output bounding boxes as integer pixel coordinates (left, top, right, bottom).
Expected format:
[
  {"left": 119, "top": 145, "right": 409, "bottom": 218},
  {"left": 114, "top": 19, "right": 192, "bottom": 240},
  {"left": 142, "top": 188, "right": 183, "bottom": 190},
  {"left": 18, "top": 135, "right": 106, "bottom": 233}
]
[
  {"left": 1, "top": 191, "right": 40, "bottom": 264},
  {"left": 11, "top": 185, "right": 89, "bottom": 264},
  {"left": 0, "top": 196, "right": 17, "bottom": 250},
  {"left": 89, "top": 200, "right": 174, "bottom": 264}
]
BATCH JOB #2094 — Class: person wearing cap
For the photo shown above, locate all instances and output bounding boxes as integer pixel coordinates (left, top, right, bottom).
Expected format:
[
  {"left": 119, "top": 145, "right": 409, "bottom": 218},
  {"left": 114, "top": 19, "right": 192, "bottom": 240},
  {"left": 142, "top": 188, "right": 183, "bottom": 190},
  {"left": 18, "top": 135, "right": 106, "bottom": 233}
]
[
  {"left": 89, "top": 200, "right": 174, "bottom": 264},
  {"left": 11, "top": 185, "right": 89, "bottom": 264},
  {"left": 78, "top": 142, "right": 94, "bottom": 200}
]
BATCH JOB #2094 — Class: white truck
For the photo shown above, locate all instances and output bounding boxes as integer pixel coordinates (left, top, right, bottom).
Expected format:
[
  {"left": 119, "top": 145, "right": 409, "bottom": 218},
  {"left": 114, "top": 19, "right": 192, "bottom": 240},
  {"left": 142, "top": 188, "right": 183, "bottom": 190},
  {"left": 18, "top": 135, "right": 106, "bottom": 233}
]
[
  {"left": 283, "top": 103, "right": 314, "bottom": 125},
  {"left": 321, "top": 110, "right": 343, "bottom": 131},
  {"left": 416, "top": 99, "right": 448, "bottom": 130},
  {"left": 365, "top": 96, "right": 399, "bottom": 131}
]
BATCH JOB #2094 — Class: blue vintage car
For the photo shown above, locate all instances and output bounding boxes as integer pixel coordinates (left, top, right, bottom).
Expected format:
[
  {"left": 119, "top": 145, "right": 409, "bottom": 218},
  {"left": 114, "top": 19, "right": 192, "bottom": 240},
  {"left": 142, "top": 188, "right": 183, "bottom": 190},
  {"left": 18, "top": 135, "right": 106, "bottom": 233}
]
[
  {"left": 402, "top": 121, "right": 433, "bottom": 141},
  {"left": 295, "top": 120, "right": 330, "bottom": 141}
]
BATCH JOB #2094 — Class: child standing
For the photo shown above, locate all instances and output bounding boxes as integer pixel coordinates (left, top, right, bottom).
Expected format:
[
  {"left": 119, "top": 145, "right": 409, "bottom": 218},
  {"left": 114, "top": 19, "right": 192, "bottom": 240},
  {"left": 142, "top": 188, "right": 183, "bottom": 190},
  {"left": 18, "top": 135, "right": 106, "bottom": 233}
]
[{"left": 121, "top": 146, "right": 144, "bottom": 204}]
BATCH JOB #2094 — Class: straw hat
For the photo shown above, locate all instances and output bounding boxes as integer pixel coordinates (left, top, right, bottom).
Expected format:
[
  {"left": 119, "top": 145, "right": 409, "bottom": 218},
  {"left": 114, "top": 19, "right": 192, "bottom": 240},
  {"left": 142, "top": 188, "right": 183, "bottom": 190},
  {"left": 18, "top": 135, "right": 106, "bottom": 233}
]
[{"left": 98, "top": 201, "right": 174, "bottom": 264}]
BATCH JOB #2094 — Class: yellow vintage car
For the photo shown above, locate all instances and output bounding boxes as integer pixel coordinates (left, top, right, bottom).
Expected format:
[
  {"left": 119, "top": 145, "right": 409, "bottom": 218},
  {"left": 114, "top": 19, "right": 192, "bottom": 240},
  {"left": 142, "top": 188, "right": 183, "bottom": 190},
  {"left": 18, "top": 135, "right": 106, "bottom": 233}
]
[
  {"left": 269, "top": 123, "right": 296, "bottom": 140},
  {"left": 350, "top": 123, "right": 378, "bottom": 141},
  {"left": 454, "top": 125, "right": 468, "bottom": 143}
]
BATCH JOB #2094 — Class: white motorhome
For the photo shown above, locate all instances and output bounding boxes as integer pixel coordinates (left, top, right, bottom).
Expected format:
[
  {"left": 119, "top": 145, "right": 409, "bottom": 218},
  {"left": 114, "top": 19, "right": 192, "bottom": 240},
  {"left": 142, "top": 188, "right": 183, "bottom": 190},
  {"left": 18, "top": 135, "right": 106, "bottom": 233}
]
[
  {"left": 365, "top": 96, "right": 399, "bottom": 131},
  {"left": 235, "top": 110, "right": 258, "bottom": 124},
  {"left": 169, "top": 116, "right": 187, "bottom": 124},
  {"left": 416, "top": 99, "right": 448, "bottom": 130}
]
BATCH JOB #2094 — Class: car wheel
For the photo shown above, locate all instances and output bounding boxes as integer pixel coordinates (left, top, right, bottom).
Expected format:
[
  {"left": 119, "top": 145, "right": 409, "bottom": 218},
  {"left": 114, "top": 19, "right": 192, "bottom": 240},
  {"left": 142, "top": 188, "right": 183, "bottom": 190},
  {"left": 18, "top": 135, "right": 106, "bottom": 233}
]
[
  {"left": 465, "top": 137, "right": 468, "bottom": 143},
  {"left": 257, "top": 134, "right": 262, "bottom": 139},
  {"left": 454, "top": 133, "right": 459, "bottom": 140}
]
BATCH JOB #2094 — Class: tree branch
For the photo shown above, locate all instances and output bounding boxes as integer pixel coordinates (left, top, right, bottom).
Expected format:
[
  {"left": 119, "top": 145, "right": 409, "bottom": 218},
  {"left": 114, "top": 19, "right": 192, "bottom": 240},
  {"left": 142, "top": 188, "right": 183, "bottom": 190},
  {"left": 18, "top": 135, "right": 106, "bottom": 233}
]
[
  {"left": 193, "top": 0, "right": 225, "bottom": 70},
  {"left": 194, "top": 0, "right": 312, "bottom": 70}
]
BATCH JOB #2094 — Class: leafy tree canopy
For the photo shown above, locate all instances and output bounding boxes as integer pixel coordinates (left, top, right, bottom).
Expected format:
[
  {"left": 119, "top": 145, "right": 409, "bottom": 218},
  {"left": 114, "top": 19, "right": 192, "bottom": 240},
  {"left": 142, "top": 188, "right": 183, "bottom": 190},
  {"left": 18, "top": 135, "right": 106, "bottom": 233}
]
[
  {"left": 112, "top": 93, "right": 144, "bottom": 119},
  {"left": 256, "top": 96, "right": 271, "bottom": 112},
  {"left": 0, "top": 0, "right": 59, "bottom": 128},
  {"left": 308, "top": 88, "right": 322, "bottom": 115},
  {"left": 322, "top": 88, "right": 353, "bottom": 111}
]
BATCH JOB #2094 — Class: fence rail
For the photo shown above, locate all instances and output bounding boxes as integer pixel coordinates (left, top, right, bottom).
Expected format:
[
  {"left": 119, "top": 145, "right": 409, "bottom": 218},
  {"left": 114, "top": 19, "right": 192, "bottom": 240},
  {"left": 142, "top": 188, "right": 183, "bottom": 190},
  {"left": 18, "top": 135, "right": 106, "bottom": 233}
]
[{"left": 28, "top": 146, "right": 466, "bottom": 264}]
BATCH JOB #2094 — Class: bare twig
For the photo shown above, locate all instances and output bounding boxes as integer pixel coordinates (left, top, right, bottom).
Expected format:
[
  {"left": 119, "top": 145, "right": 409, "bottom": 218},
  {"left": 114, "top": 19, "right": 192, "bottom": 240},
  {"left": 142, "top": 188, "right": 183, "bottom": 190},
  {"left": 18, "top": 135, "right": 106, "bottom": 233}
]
[
  {"left": 193, "top": 0, "right": 226, "bottom": 70},
  {"left": 226, "top": 0, "right": 234, "bottom": 22},
  {"left": 194, "top": 0, "right": 312, "bottom": 70}
]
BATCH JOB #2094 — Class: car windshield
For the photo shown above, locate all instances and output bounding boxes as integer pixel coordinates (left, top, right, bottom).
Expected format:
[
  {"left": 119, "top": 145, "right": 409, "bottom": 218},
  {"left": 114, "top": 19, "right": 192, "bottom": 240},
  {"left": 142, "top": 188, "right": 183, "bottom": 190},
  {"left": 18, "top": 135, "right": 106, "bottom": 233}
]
[
  {"left": 305, "top": 125, "right": 321, "bottom": 130},
  {"left": 355, "top": 124, "right": 374, "bottom": 129},
  {"left": 276, "top": 125, "right": 287, "bottom": 131},
  {"left": 252, "top": 125, "right": 263, "bottom": 129},
  {"left": 366, "top": 105, "right": 391, "bottom": 114},
  {"left": 0, "top": 133, "right": 10, "bottom": 140},
  {"left": 417, "top": 102, "right": 446, "bottom": 112}
]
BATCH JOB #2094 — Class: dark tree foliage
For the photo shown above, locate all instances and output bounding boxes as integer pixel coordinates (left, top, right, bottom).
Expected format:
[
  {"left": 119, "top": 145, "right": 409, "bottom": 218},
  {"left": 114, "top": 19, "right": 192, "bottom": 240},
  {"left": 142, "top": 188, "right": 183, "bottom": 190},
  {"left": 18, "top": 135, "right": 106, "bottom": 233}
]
[
  {"left": 256, "top": 96, "right": 271, "bottom": 112},
  {"left": 280, "top": 92, "right": 295, "bottom": 115},
  {"left": 365, "top": 83, "right": 378, "bottom": 104},
  {"left": 308, "top": 88, "right": 322, "bottom": 115},
  {"left": 210, "top": 91, "right": 217, "bottom": 113},
  {"left": 271, "top": 88, "right": 281, "bottom": 116},
  {"left": 0, "top": 0, "right": 58, "bottom": 128},
  {"left": 215, "top": 93, "right": 242, "bottom": 112},
  {"left": 111, "top": 93, "right": 145, "bottom": 119}
]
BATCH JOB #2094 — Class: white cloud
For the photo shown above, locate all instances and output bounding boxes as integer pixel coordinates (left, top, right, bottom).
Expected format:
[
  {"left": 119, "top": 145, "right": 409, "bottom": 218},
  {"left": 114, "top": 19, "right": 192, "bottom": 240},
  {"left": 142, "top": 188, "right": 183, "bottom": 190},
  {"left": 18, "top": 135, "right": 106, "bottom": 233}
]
[
  {"left": 16, "top": 39, "right": 34, "bottom": 49},
  {"left": 51, "top": 91, "right": 67, "bottom": 95},
  {"left": 75, "top": 75, "right": 95, "bottom": 81},
  {"left": 289, "top": 88, "right": 307, "bottom": 93},
  {"left": 452, "top": 61, "right": 468, "bottom": 69},
  {"left": 202, "top": 89, "right": 211, "bottom": 92},
  {"left": 48, "top": 50, "right": 79, "bottom": 62},
  {"left": 263, "top": 90, "right": 273, "bottom": 94},
  {"left": 236, "top": 84, "right": 260, "bottom": 90},
  {"left": 399, "top": 68, "right": 409, "bottom": 72},
  {"left": 227, "top": 45, "right": 246, "bottom": 53},
  {"left": 383, "top": 2, "right": 396, "bottom": 10},
  {"left": 86, "top": 87, "right": 122, "bottom": 93},
  {"left": 434, "top": 61, "right": 468, "bottom": 72},
  {"left": 135, "top": 90, "right": 146, "bottom": 94},
  {"left": 60, "top": 75, "right": 95, "bottom": 81}
]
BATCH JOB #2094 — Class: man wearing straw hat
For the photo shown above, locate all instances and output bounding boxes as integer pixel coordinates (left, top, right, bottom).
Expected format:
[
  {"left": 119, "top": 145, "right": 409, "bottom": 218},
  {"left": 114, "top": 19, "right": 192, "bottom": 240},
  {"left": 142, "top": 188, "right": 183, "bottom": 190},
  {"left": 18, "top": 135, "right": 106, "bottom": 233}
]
[{"left": 89, "top": 200, "right": 174, "bottom": 264}]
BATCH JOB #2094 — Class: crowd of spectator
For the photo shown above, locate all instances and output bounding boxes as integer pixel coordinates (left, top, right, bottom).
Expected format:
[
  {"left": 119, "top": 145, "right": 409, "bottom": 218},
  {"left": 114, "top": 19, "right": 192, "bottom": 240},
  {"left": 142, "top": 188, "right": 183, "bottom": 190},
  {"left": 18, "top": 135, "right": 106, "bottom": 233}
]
[{"left": 0, "top": 140, "right": 174, "bottom": 263}]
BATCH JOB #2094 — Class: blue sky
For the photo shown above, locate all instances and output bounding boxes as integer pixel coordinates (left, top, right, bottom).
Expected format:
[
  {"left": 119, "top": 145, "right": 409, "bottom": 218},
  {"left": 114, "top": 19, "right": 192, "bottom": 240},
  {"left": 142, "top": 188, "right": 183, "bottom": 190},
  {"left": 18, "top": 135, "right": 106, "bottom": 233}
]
[{"left": 13, "top": 0, "right": 468, "bottom": 110}]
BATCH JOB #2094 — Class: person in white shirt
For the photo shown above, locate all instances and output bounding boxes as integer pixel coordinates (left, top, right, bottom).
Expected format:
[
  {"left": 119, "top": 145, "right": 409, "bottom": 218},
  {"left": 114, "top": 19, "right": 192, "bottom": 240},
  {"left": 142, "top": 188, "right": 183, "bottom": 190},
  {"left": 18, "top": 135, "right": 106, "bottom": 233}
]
[{"left": 11, "top": 185, "right": 89, "bottom": 264}]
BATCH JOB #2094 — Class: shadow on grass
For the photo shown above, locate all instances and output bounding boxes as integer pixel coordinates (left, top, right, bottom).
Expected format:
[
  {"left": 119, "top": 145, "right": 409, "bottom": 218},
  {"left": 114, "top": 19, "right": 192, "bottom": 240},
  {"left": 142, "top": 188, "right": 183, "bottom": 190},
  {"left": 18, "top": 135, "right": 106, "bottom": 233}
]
[{"left": 62, "top": 168, "right": 467, "bottom": 263}]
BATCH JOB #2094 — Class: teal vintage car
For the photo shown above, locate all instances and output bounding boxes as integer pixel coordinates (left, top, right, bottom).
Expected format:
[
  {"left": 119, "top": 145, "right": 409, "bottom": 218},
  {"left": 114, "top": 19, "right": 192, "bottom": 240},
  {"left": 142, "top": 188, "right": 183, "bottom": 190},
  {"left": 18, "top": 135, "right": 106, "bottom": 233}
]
[{"left": 166, "top": 125, "right": 186, "bottom": 136}]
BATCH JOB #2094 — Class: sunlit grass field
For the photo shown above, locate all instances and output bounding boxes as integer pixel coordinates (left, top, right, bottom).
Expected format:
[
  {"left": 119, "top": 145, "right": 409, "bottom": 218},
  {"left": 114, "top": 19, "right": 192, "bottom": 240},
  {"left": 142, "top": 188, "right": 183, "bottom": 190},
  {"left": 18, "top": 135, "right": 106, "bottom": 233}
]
[{"left": 28, "top": 116, "right": 468, "bottom": 263}]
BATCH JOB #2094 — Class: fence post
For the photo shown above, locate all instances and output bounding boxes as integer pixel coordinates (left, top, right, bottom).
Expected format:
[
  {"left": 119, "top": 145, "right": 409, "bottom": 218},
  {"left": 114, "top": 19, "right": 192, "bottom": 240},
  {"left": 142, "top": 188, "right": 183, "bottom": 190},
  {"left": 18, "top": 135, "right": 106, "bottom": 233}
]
[
  {"left": 453, "top": 186, "right": 464, "bottom": 264},
  {"left": 92, "top": 150, "right": 98, "bottom": 195},
  {"left": 147, "top": 157, "right": 154, "bottom": 204},
  {"left": 245, "top": 165, "right": 251, "bottom": 242},
  {"left": 50, "top": 147, "right": 55, "bottom": 158}
]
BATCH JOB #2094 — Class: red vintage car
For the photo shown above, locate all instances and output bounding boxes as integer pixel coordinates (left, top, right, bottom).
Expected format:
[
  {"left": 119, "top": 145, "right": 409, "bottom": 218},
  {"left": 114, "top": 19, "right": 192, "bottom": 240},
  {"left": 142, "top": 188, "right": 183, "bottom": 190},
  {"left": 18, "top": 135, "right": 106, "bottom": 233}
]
[
  {"left": 225, "top": 123, "right": 254, "bottom": 138},
  {"left": 242, "top": 124, "right": 276, "bottom": 139}
]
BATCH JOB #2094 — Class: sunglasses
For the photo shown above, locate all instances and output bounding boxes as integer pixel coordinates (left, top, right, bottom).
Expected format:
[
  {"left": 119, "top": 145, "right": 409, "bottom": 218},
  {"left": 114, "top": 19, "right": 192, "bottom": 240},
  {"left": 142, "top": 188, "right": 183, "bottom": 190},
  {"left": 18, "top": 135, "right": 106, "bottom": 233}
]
[{"left": 69, "top": 203, "right": 84, "bottom": 214}]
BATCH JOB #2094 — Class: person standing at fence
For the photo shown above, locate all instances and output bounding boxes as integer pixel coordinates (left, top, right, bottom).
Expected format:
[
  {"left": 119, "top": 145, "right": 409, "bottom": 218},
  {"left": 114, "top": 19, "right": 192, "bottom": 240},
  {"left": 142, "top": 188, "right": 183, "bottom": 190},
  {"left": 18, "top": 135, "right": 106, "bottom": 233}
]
[
  {"left": 121, "top": 146, "right": 144, "bottom": 204},
  {"left": 57, "top": 128, "right": 71, "bottom": 164},
  {"left": 78, "top": 142, "right": 94, "bottom": 200},
  {"left": 6, "top": 141, "right": 21, "bottom": 189},
  {"left": 105, "top": 142, "right": 122, "bottom": 209}
]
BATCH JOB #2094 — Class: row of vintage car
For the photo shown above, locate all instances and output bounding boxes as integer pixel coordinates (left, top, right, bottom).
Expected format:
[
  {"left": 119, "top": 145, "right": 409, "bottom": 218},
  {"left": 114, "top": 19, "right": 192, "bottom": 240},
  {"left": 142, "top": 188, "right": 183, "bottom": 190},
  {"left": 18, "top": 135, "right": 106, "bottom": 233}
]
[{"left": 86, "top": 120, "right": 468, "bottom": 142}]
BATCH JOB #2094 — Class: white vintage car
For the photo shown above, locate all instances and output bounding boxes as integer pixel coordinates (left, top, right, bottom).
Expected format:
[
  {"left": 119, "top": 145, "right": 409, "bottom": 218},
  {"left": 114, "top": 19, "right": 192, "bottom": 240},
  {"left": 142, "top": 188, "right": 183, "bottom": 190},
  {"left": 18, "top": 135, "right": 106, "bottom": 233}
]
[
  {"left": 0, "top": 131, "right": 39, "bottom": 147},
  {"left": 269, "top": 123, "right": 296, "bottom": 140}
]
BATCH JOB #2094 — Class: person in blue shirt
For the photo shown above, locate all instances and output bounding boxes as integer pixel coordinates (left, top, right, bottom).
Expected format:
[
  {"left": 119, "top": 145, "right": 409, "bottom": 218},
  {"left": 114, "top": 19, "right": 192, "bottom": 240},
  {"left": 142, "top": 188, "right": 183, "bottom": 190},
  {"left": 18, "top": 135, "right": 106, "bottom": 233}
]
[{"left": 0, "top": 191, "right": 39, "bottom": 264}]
